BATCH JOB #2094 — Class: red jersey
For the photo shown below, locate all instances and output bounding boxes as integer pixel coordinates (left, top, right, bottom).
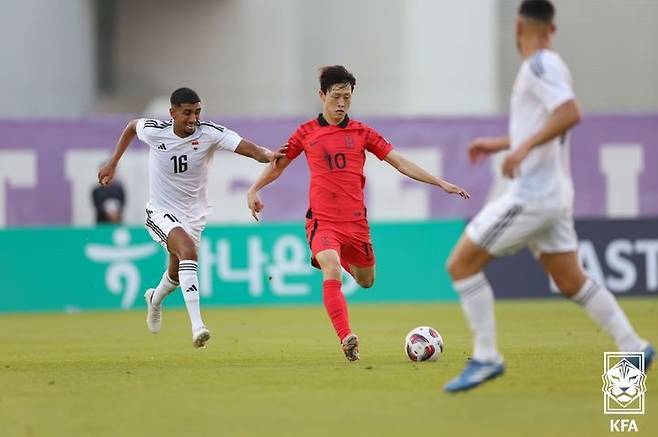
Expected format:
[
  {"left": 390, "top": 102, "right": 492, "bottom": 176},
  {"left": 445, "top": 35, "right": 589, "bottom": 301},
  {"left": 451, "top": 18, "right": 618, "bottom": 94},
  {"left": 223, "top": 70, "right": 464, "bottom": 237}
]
[{"left": 286, "top": 114, "right": 393, "bottom": 222}]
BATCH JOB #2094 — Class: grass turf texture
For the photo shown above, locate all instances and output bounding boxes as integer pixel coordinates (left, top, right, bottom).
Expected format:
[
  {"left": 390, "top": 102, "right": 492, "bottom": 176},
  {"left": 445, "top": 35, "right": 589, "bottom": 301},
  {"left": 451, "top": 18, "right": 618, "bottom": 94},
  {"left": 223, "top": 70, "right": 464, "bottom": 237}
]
[{"left": 1, "top": 298, "right": 656, "bottom": 436}]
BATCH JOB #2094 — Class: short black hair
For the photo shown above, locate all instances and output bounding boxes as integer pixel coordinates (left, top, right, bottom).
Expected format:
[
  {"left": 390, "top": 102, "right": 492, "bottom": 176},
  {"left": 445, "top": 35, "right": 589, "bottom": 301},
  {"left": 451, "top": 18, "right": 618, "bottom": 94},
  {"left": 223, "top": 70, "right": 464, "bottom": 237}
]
[
  {"left": 170, "top": 87, "right": 200, "bottom": 106},
  {"left": 519, "top": 0, "right": 555, "bottom": 23},
  {"left": 318, "top": 65, "right": 356, "bottom": 94}
]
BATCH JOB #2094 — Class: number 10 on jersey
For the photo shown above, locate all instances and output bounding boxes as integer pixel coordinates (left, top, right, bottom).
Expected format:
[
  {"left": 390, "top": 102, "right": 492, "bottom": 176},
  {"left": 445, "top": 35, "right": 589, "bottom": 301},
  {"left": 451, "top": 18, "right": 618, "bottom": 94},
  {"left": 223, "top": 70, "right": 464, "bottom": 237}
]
[{"left": 324, "top": 152, "right": 346, "bottom": 170}]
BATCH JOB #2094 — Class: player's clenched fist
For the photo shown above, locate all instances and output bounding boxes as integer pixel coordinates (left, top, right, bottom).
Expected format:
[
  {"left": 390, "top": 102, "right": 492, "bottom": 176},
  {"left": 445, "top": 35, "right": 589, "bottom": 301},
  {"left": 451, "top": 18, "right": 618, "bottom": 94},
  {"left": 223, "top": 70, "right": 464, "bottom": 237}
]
[
  {"left": 468, "top": 137, "right": 510, "bottom": 164},
  {"left": 98, "top": 162, "right": 116, "bottom": 186}
]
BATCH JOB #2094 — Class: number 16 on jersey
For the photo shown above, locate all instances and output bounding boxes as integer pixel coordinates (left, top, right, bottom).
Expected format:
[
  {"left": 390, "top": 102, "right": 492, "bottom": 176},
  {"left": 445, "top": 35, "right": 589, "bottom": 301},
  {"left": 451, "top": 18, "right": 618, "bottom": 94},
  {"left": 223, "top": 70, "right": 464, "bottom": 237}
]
[{"left": 171, "top": 155, "right": 188, "bottom": 173}]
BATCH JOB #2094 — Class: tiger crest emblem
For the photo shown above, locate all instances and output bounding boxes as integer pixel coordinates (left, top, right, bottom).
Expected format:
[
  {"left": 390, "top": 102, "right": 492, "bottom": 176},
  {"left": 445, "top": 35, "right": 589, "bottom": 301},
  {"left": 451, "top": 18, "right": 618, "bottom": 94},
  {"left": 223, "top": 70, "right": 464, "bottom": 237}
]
[{"left": 602, "top": 357, "right": 646, "bottom": 408}]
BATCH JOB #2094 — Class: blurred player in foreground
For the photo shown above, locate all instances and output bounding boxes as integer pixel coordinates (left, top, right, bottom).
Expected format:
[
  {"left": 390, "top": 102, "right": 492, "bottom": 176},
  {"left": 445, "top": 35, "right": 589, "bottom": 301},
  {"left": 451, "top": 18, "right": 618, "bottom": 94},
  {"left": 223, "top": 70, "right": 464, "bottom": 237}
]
[
  {"left": 444, "top": 0, "right": 654, "bottom": 392},
  {"left": 98, "top": 87, "right": 284, "bottom": 348},
  {"left": 247, "top": 65, "right": 469, "bottom": 361}
]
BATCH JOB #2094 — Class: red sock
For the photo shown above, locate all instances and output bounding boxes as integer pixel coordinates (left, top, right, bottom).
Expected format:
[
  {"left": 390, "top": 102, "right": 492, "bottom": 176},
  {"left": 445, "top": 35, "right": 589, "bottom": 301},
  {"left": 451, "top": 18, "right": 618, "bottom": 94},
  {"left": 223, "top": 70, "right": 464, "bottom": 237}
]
[{"left": 323, "top": 279, "right": 351, "bottom": 341}]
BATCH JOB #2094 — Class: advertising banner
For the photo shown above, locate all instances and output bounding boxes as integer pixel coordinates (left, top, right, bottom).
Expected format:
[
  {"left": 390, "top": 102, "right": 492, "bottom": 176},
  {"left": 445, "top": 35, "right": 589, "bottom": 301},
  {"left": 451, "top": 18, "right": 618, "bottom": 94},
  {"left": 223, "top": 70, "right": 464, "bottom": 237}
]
[
  {"left": 486, "top": 219, "right": 658, "bottom": 298},
  {"left": 1, "top": 221, "right": 463, "bottom": 313}
]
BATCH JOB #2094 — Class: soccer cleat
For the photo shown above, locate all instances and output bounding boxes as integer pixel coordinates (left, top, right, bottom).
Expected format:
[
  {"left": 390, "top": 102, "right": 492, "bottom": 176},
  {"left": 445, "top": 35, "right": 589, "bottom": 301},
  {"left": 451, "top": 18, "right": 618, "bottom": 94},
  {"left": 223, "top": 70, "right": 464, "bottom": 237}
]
[
  {"left": 341, "top": 333, "right": 360, "bottom": 361},
  {"left": 443, "top": 358, "right": 505, "bottom": 393},
  {"left": 144, "top": 288, "right": 161, "bottom": 334},
  {"left": 192, "top": 326, "right": 211, "bottom": 348},
  {"left": 643, "top": 344, "right": 655, "bottom": 370}
]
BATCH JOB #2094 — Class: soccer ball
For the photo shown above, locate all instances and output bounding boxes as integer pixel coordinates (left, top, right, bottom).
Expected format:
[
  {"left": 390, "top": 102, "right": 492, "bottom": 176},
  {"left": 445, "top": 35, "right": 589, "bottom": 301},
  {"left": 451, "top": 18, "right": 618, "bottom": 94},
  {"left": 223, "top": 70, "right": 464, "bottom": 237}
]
[{"left": 404, "top": 326, "right": 444, "bottom": 362}]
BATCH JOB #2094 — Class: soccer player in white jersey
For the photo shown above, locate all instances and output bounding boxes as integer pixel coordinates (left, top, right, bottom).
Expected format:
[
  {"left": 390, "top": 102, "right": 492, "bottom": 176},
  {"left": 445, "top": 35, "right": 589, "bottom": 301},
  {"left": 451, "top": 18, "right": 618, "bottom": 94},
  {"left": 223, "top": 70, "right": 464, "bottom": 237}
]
[
  {"left": 98, "top": 87, "right": 284, "bottom": 348},
  {"left": 443, "top": 0, "right": 654, "bottom": 392}
]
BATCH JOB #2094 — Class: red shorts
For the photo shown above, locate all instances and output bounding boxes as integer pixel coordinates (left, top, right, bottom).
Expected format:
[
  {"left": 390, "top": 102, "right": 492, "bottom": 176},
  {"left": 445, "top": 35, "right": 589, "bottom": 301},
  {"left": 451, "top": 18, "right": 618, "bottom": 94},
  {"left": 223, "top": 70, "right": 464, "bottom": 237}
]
[{"left": 305, "top": 218, "right": 375, "bottom": 268}]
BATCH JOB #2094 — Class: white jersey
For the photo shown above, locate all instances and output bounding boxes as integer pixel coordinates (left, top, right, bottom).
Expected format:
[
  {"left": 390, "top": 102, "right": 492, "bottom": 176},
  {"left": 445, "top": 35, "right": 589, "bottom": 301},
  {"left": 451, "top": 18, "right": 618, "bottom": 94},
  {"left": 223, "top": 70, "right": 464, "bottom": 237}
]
[
  {"left": 136, "top": 118, "right": 242, "bottom": 223},
  {"left": 508, "top": 49, "right": 575, "bottom": 209}
]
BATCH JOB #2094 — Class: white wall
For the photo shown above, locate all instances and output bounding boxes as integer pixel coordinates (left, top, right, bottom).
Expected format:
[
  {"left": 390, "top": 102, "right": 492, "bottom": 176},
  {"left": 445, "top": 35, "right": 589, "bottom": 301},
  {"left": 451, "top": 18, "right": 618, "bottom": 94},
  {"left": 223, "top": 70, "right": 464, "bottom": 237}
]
[
  {"left": 115, "top": 0, "right": 303, "bottom": 117},
  {"left": 402, "top": 0, "right": 500, "bottom": 114},
  {"left": 2, "top": 0, "right": 657, "bottom": 117},
  {"left": 498, "top": 0, "right": 658, "bottom": 113},
  {"left": 114, "top": 0, "right": 499, "bottom": 116},
  {"left": 0, "top": 0, "right": 95, "bottom": 117}
]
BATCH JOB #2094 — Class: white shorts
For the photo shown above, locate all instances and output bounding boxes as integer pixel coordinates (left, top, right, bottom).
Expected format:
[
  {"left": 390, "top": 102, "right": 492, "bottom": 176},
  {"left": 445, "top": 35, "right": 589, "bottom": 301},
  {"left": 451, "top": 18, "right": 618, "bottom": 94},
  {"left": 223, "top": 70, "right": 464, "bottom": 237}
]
[
  {"left": 145, "top": 208, "right": 205, "bottom": 249},
  {"left": 466, "top": 194, "right": 578, "bottom": 258}
]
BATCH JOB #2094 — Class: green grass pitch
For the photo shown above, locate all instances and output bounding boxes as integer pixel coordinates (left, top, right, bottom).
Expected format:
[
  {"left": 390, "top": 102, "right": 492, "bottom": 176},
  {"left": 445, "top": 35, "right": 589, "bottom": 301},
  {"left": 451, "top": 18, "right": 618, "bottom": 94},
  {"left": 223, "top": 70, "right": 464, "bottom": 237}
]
[{"left": 1, "top": 298, "right": 656, "bottom": 436}]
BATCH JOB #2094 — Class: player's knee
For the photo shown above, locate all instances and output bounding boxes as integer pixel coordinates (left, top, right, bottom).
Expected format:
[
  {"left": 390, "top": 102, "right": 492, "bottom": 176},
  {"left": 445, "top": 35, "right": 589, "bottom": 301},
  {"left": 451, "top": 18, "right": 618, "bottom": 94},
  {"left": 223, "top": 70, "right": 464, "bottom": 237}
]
[
  {"left": 177, "top": 245, "right": 198, "bottom": 261},
  {"left": 556, "top": 282, "right": 581, "bottom": 298},
  {"left": 446, "top": 252, "right": 483, "bottom": 281},
  {"left": 553, "top": 276, "right": 581, "bottom": 297},
  {"left": 357, "top": 277, "right": 374, "bottom": 288},
  {"left": 323, "top": 264, "right": 342, "bottom": 279},
  {"left": 168, "top": 271, "right": 180, "bottom": 283},
  {"left": 446, "top": 255, "right": 462, "bottom": 280}
]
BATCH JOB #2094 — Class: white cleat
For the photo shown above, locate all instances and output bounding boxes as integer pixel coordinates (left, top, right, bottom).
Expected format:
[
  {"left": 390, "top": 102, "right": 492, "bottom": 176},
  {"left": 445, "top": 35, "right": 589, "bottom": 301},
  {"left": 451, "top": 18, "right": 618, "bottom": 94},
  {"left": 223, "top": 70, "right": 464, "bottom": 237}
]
[
  {"left": 192, "top": 326, "right": 211, "bottom": 348},
  {"left": 144, "top": 288, "right": 161, "bottom": 334}
]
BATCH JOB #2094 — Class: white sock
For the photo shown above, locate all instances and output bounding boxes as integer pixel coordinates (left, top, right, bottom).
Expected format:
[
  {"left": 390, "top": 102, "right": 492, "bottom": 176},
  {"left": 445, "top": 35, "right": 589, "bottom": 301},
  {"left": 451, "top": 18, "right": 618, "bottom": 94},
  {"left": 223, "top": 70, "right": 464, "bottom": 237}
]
[
  {"left": 453, "top": 272, "right": 500, "bottom": 362},
  {"left": 178, "top": 260, "right": 205, "bottom": 332},
  {"left": 152, "top": 271, "right": 179, "bottom": 307},
  {"left": 571, "top": 278, "right": 646, "bottom": 351}
]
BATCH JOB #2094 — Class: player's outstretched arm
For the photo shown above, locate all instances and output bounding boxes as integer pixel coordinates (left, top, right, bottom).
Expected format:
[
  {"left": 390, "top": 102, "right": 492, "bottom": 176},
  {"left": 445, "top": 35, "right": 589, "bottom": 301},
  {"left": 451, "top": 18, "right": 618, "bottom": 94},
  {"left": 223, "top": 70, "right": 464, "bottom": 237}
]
[
  {"left": 384, "top": 150, "right": 470, "bottom": 199},
  {"left": 502, "top": 99, "right": 581, "bottom": 178},
  {"left": 98, "top": 119, "right": 139, "bottom": 186},
  {"left": 246, "top": 155, "right": 292, "bottom": 221},
  {"left": 234, "top": 140, "right": 287, "bottom": 163}
]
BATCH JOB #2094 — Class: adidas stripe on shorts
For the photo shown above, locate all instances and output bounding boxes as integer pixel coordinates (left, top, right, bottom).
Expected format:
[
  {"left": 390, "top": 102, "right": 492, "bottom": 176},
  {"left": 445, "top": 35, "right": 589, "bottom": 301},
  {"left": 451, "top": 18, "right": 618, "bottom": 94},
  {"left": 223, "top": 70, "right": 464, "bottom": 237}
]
[
  {"left": 145, "top": 208, "right": 205, "bottom": 249},
  {"left": 465, "top": 193, "right": 578, "bottom": 257}
]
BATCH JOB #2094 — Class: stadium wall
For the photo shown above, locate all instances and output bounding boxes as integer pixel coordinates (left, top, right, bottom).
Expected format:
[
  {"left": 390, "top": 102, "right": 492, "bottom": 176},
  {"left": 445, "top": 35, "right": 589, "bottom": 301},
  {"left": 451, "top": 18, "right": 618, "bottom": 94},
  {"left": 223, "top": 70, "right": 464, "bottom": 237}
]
[
  {"left": 4, "top": 0, "right": 657, "bottom": 118},
  {"left": 0, "top": 114, "right": 656, "bottom": 227},
  {"left": 0, "top": 0, "right": 96, "bottom": 118},
  {"left": 113, "top": 0, "right": 500, "bottom": 117},
  {"left": 1, "top": 114, "right": 656, "bottom": 312},
  {"left": 499, "top": 0, "right": 658, "bottom": 114}
]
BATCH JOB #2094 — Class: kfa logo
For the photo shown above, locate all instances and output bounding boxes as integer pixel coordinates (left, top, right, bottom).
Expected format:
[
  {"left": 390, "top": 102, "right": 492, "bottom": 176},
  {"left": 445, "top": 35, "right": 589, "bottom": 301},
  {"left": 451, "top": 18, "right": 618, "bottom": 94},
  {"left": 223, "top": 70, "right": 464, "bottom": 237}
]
[
  {"left": 609, "top": 419, "right": 638, "bottom": 433},
  {"left": 602, "top": 352, "right": 646, "bottom": 414},
  {"left": 602, "top": 352, "right": 646, "bottom": 432}
]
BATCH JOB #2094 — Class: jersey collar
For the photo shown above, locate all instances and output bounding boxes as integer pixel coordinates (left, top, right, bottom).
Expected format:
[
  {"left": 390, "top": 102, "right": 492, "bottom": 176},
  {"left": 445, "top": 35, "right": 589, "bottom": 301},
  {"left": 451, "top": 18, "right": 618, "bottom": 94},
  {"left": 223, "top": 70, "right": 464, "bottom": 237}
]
[{"left": 317, "top": 113, "right": 349, "bottom": 128}]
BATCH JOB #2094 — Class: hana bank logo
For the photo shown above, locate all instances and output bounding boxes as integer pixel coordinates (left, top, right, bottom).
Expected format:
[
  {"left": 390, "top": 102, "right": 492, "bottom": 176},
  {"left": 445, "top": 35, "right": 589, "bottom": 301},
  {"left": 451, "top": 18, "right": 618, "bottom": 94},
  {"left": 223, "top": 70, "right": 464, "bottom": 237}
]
[{"left": 85, "top": 228, "right": 158, "bottom": 309}]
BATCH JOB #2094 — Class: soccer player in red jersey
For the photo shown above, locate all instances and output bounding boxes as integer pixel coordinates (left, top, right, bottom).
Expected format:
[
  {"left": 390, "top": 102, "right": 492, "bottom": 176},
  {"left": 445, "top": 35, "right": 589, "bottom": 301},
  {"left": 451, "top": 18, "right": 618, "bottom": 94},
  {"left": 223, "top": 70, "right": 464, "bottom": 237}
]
[{"left": 247, "top": 65, "right": 469, "bottom": 361}]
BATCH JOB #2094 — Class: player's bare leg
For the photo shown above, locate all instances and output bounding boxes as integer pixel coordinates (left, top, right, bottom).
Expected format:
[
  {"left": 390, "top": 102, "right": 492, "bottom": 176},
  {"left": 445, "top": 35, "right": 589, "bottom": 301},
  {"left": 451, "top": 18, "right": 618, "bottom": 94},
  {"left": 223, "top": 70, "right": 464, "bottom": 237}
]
[
  {"left": 166, "top": 253, "right": 180, "bottom": 284},
  {"left": 444, "top": 234, "right": 505, "bottom": 392},
  {"left": 145, "top": 253, "right": 180, "bottom": 333},
  {"left": 348, "top": 264, "right": 375, "bottom": 289},
  {"left": 540, "top": 251, "right": 653, "bottom": 369},
  {"left": 316, "top": 249, "right": 358, "bottom": 361},
  {"left": 331, "top": 258, "right": 365, "bottom": 286},
  {"left": 167, "top": 228, "right": 210, "bottom": 348}
]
